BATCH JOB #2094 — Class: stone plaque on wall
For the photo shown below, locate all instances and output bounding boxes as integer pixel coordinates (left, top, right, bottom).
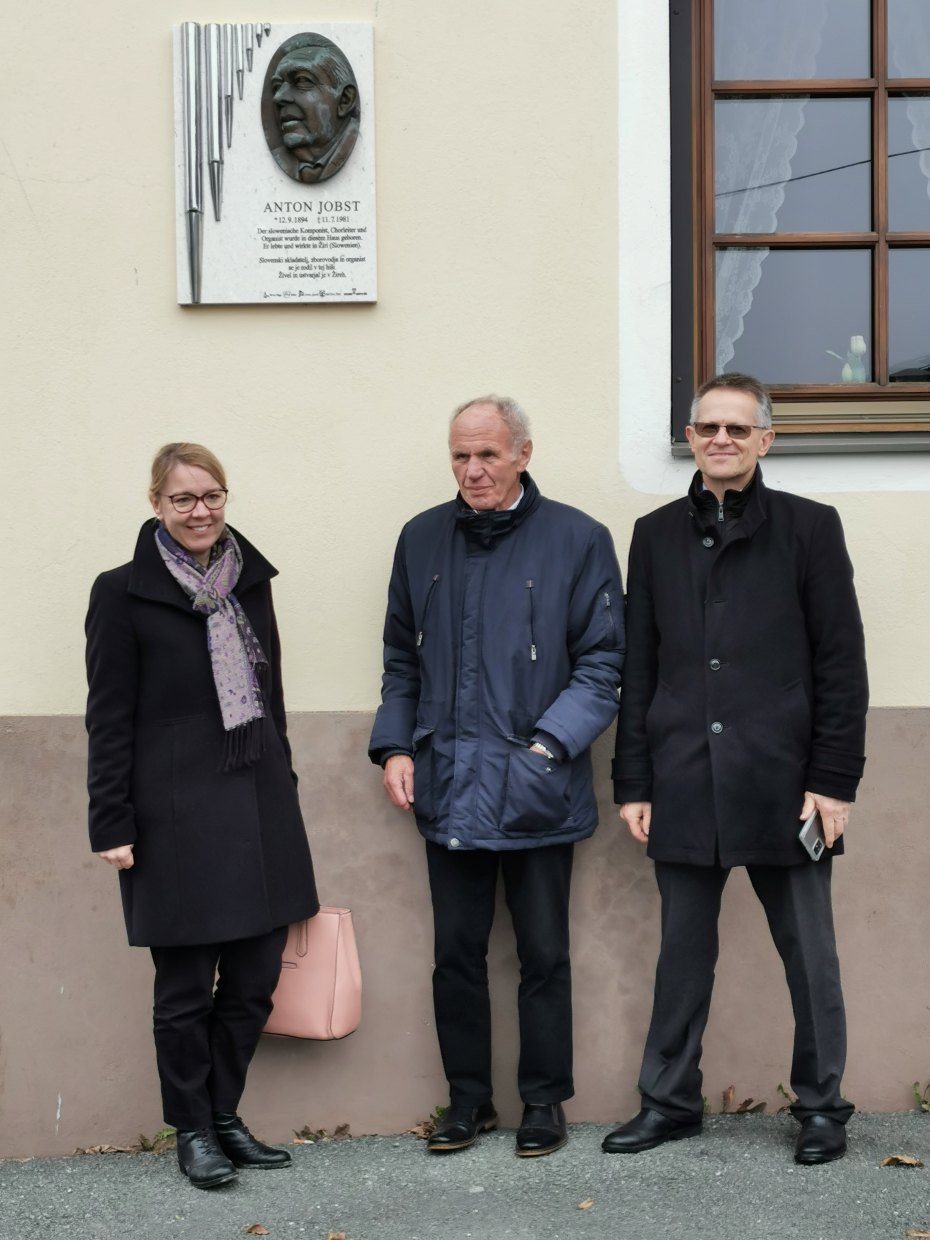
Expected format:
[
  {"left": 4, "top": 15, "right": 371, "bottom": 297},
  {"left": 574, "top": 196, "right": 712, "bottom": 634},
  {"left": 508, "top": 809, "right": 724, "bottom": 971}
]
[{"left": 173, "top": 21, "right": 376, "bottom": 305}]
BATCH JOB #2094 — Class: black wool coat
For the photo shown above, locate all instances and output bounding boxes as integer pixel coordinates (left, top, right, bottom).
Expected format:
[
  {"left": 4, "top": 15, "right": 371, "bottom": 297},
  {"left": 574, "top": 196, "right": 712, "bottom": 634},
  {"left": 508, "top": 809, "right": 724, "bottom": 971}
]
[
  {"left": 612, "top": 471, "right": 869, "bottom": 867},
  {"left": 85, "top": 520, "right": 319, "bottom": 946}
]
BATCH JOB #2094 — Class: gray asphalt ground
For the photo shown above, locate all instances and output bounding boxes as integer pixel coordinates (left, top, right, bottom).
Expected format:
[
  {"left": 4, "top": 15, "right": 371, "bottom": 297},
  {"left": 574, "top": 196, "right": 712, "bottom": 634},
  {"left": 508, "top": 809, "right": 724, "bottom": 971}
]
[{"left": 1, "top": 1115, "right": 928, "bottom": 1240}]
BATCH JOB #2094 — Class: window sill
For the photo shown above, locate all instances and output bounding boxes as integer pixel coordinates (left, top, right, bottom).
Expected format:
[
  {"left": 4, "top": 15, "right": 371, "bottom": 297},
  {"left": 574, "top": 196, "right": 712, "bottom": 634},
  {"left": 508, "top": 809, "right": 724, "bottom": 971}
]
[{"left": 670, "top": 433, "right": 930, "bottom": 457}]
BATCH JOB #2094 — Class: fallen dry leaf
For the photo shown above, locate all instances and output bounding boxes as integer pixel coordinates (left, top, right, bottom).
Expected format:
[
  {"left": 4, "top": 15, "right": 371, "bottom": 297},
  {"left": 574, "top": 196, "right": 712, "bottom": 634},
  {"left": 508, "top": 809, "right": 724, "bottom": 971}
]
[
  {"left": 245, "top": 1226, "right": 269, "bottom": 1236},
  {"left": 721, "top": 1085, "right": 735, "bottom": 1114},
  {"left": 905, "top": 1230, "right": 930, "bottom": 1238},
  {"left": 881, "top": 1154, "right": 924, "bottom": 1168},
  {"left": 407, "top": 1119, "right": 435, "bottom": 1140},
  {"left": 73, "top": 1144, "right": 137, "bottom": 1156},
  {"left": 736, "top": 1098, "right": 766, "bottom": 1114},
  {"left": 578, "top": 1199, "right": 594, "bottom": 1211},
  {"left": 332, "top": 1124, "right": 351, "bottom": 1141},
  {"left": 326, "top": 1233, "right": 347, "bottom": 1240}
]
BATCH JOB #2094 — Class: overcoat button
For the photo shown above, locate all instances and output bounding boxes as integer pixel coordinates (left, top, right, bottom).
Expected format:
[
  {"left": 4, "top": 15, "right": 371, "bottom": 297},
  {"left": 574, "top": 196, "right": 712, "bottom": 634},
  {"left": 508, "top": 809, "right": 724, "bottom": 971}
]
[
  {"left": 709, "top": 659, "right": 721, "bottom": 671},
  {"left": 449, "top": 838, "right": 461, "bottom": 848},
  {"left": 702, "top": 536, "right": 714, "bottom": 548},
  {"left": 711, "top": 721, "right": 723, "bottom": 734}
]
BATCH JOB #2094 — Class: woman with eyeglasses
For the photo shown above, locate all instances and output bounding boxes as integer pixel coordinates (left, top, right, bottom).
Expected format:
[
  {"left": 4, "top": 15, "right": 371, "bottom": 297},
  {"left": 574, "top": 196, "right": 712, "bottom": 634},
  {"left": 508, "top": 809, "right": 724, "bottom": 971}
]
[{"left": 85, "top": 443, "right": 318, "bottom": 1189}]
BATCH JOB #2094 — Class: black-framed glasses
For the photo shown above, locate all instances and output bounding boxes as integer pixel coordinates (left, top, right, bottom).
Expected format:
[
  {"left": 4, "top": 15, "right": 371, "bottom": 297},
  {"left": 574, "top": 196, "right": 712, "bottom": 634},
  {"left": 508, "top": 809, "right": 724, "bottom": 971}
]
[
  {"left": 691, "top": 422, "right": 766, "bottom": 440},
  {"left": 161, "top": 488, "right": 228, "bottom": 514}
]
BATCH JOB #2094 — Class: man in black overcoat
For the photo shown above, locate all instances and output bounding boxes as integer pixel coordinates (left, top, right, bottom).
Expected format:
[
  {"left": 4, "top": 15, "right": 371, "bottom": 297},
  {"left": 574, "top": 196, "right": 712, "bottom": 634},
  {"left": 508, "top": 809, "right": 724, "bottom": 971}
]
[{"left": 604, "top": 373, "right": 868, "bottom": 1166}]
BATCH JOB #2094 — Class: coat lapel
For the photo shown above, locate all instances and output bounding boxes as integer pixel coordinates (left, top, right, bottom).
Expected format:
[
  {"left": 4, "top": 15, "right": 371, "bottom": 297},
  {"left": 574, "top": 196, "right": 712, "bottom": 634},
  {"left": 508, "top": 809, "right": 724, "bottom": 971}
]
[{"left": 127, "top": 519, "right": 278, "bottom": 612}]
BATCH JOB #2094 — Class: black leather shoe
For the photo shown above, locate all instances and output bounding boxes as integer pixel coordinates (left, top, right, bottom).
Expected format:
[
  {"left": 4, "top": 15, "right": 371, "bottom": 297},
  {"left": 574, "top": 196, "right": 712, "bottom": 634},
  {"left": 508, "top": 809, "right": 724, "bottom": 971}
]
[
  {"left": 176, "top": 1128, "right": 238, "bottom": 1188},
  {"left": 427, "top": 1103, "right": 498, "bottom": 1152},
  {"left": 213, "top": 1113, "right": 292, "bottom": 1168},
  {"left": 515, "top": 1103, "right": 568, "bottom": 1157},
  {"left": 602, "top": 1107, "right": 702, "bottom": 1153},
  {"left": 794, "top": 1115, "right": 847, "bottom": 1165}
]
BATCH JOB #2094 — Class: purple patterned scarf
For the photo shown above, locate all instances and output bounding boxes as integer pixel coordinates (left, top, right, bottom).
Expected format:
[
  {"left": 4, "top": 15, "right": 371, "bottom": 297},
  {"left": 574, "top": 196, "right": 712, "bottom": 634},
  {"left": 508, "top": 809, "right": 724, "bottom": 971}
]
[{"left": 155, "top": 525, "right": 267, "bottom": 769}]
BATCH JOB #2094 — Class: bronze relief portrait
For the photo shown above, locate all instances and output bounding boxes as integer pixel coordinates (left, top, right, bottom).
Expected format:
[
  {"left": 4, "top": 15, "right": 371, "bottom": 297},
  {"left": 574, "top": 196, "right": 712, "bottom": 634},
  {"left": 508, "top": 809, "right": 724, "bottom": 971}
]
[{"left": 261, "top": 32, "right": 361, "bottom": 185}]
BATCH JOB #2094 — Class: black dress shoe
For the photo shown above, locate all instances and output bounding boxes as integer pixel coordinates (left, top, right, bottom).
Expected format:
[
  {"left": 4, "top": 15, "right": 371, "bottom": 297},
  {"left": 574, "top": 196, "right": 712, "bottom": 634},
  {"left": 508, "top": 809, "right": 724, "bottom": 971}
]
[
  {"left": 515, "top": 1103, "right": 568, "bottom": 1157},
  {"left": 176, "top": 1128, "right": 238, "bottom": 1188},
  {"left": 212, "top": 1113, "right": 292, "bottom": 1168},
  {"left": 794, "top": 1115, "right": 847, "bottom": 1165},
  {"left": 427, "top": 1103, "right": 498, "bottom": 1152},
  {"left": 602, "top": 1107, "right": 702, "bottom": 1153}
]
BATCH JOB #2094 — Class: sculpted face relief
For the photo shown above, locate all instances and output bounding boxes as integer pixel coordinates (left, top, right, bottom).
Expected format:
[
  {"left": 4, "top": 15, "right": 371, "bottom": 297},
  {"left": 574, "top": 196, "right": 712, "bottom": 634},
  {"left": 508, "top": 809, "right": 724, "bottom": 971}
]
[{"left": 261, "top": 33, "right": 360, "bottom": 185}]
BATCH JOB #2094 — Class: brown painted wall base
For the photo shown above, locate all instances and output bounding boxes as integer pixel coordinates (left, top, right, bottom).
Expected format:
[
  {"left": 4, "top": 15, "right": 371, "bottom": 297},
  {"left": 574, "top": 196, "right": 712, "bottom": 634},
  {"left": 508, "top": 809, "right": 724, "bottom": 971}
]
[{"left": 0, "top": 710, "right": 926, "bottom": 1157}]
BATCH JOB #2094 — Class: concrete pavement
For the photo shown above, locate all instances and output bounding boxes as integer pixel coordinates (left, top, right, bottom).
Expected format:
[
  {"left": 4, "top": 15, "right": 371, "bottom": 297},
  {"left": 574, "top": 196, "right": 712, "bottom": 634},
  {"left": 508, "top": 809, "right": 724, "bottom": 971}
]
[{"left": 1, "top": 1114, "right": 928, "bottom": 1240}]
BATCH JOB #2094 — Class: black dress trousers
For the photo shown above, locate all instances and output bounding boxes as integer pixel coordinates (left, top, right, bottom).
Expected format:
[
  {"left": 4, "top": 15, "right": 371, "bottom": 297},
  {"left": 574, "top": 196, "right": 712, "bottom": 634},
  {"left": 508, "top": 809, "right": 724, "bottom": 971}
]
[
  {"left": 425, "top": 839, "right": 575, "bottom": 1107},
  {"left": 638, "top": 857, "right": 853, "bottom": 1124},
  {"left": 149, "top": 925, "right": 287, "bottom": 1130}
]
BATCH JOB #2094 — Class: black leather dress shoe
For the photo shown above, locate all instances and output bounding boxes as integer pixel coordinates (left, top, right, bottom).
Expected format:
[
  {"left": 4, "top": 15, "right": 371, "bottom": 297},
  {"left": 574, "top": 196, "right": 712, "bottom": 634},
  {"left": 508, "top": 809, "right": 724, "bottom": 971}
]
[
  {"left": 515, "top": 1103, "right": 568, "bottom": 1157},
  {"left": 427, "top": 1103, "right": 498, "bottom": 1152},
  {"left": 602, "top": 1107, "right": 702, "bottom": 1153},
  {"left": 212, "top": 1113, "right": 292, "bottom": 1168},
  {"left": 176, "top": 1128, "right": 238, "bottom": 1188},
  {"left": 794, "top": 1115, "right": 847, "bottom": 1165}
]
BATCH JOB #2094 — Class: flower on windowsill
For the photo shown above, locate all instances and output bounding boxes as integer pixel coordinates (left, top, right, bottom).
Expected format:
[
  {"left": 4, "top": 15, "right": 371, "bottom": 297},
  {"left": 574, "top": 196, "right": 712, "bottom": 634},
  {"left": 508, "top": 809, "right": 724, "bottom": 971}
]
[{"left": 827, "top": 334, "right": 868, "bottom": 383}]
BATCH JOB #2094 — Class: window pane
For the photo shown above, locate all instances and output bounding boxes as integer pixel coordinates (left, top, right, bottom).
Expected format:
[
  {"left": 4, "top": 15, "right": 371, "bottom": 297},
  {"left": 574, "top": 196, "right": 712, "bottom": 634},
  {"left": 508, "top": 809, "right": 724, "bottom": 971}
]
[
  {"left": 889, "top": 98, "right": 930, "bottom": 229},
  {"left": 889, "top": 249, "right": 930, "bottom": 379},
  {"left": 888, "top": 0, "right": 930, "bottom": 78},
  {"left": 715, "top": 0, "right": 870, "bottom": 80},
  {"left": 716, "top": 99, "right": 871, "bottom": 233},
  {"left": 716, "top": 249, "right": 872, "bottom": 383}
]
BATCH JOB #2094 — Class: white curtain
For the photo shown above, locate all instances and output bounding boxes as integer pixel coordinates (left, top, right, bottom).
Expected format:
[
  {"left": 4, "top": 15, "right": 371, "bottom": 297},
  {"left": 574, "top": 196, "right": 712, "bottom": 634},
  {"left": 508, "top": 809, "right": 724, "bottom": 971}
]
[
  {"left": 888, "top": 3, "right": 930, "bottom": 211},
  {"left": 714, "top": 0, "right": 830, "bottom": 370}
]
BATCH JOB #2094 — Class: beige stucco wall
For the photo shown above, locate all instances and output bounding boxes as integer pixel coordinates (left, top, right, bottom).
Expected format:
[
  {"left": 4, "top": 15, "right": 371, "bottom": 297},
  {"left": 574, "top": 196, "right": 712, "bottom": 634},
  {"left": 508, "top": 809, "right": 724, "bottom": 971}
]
[
  {"left": 2, "top": 0, "right": 924, "bottom": 719},
  {"left": 1, "top": 0, "right": 929, "bottom": 1158}
]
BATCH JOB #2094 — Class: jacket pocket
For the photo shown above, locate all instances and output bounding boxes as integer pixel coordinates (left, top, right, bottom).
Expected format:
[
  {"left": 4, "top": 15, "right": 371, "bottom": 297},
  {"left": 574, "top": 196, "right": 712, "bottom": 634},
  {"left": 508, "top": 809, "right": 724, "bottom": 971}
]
[
  {"left": 500, "top": 742, "right": 572, "bottom": 835},
  {"left": 412, "top": 724, "right": 437, "bottom": 821}
]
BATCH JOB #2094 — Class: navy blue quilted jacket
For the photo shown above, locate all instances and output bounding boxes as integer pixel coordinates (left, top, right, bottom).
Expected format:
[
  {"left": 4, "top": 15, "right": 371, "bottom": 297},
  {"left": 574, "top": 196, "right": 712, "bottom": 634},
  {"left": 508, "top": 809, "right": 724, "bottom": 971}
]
[{"left": 369, "top": 475, "right": 625, "bottom": 850}]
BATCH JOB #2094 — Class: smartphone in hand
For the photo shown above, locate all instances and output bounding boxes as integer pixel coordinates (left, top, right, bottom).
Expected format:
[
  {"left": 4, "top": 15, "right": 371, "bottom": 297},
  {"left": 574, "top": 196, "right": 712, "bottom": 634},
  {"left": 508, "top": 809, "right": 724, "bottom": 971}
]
[{"left": 798, "top": 809, "right": 827, "bottom": 861}]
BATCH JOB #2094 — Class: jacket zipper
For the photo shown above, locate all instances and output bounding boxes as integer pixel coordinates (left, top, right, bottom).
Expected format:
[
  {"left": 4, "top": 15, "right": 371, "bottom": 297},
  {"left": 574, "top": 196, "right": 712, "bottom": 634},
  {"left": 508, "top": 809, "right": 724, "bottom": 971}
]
[
  {"left": 603, "top": 590, "right": 616, "bottom": 640},
  {"left": 416, "top": 574, "right": 440, "bottom": 648},
  {"left": 526, "top": 579, "right": 537, "bottom": 661}
]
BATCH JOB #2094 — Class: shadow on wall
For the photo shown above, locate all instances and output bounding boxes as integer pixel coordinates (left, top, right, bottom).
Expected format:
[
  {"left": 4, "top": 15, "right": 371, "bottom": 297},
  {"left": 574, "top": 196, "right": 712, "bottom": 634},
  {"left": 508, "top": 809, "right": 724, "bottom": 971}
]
[{"left": 0, "top": 710, "right": 926, "bottom": 1157}]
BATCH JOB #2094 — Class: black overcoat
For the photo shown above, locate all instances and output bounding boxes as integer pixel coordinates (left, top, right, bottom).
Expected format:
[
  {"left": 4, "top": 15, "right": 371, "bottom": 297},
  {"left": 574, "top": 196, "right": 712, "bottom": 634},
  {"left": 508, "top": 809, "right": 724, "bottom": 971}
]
[
  {"left": 612, "top": 471, "right": 868, "bottom": 867},
  {"left": 85, "top": 520, "right": 319, "bottom": 946}
]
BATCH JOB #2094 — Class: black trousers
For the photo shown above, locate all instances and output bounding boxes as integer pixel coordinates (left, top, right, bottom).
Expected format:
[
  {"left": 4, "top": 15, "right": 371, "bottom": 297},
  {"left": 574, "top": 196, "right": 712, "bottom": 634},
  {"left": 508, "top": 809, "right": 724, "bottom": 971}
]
[
  {"left": 425, "top": 839, "right": 574, "bottom": 1107},
  {"left": 638, "top": 858, "right": 853, "bottom": 1124},
  {"left": 149, "top": 925, "right": 287, "bottom": 1130}
]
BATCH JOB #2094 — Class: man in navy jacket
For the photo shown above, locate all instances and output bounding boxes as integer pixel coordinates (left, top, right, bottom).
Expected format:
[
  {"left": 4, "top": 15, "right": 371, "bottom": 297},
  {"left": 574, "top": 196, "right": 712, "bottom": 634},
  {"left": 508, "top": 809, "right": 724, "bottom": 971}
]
[
  {"left": 370, "top": 395, "right": 624, "bottom": 1156},
  {"left": 606, "top": 373, "right": 868, "bottom": 1166}
]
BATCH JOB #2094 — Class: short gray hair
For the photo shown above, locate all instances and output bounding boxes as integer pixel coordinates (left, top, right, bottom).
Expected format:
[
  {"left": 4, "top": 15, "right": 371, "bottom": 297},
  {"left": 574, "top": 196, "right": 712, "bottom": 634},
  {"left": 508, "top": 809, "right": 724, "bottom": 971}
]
[
  {"left": 449, "top": 395, "right": 532, "bottom": 455},
  {"left": 690, "top": 372, "right": 773, "bottom": 429}
]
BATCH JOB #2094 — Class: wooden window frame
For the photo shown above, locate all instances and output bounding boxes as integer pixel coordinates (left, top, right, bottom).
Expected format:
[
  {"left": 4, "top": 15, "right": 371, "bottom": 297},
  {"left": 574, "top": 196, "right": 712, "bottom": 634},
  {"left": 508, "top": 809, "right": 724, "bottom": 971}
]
[{"left": 670, "top": 0, "right": 930, "bottom": 445}]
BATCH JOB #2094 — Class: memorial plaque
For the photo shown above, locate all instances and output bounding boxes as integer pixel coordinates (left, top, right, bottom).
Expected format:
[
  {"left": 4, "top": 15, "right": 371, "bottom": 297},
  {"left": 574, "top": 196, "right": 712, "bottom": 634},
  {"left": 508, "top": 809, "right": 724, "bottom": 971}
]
[{"left": 173, "top": 21, "right": 376, "bottom": 304}]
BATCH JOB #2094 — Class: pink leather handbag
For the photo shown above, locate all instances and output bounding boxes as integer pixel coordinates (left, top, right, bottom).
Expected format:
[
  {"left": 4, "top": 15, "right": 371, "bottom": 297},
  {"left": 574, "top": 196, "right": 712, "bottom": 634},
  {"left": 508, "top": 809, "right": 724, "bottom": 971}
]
[{"left": 264, "top": 907, "right": 362, "bottom": 1040}]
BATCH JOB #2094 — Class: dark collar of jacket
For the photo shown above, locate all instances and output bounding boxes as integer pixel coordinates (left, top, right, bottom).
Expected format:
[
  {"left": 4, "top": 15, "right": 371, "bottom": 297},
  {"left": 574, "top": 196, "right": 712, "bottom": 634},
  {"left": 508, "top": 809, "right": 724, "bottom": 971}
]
[
  {"left": 453, "top": 471, "right": 542, "bottom": 548},
  {"left": 687, "top": 466, "right": 768, "bottom": 543},
  {"left": 127, "top": 518, "right": 278, "bottom": 612}
]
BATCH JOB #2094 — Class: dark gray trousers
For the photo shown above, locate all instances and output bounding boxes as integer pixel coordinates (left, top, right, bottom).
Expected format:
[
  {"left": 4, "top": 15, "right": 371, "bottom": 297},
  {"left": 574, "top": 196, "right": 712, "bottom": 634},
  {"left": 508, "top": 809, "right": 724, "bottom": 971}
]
[
  {"left": 425, "top": 839, "right": 575, "bottom": 1107},
  {"left": 638, "top": 857, "right": 852, "bottom": 1124}
]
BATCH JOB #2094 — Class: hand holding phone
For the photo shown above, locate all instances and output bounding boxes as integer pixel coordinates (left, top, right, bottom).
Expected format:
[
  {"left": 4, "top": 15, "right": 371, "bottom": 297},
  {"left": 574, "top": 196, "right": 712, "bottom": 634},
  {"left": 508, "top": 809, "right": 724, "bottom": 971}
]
[{"left": 798, "top": 810, "right": 827, "bottom": 861}]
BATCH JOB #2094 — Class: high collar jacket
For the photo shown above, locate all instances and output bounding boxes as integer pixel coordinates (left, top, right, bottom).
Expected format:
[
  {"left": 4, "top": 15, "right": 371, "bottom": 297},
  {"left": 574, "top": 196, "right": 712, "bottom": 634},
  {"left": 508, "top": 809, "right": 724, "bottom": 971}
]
[
  {"left": 612, "top": 470, "right": 868, "bottom": 867},
  {"left": 85, "top": 520, "right": 318, "bottom": 946},
  {"left": 369, "top": 478, "right": 625, "bottom": 850}
]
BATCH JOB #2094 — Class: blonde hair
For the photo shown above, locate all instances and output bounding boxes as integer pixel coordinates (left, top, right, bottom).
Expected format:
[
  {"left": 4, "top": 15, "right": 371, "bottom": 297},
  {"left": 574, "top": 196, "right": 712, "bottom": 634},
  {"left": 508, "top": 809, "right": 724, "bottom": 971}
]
[{"left": 148, "top": 443, "right": 228, "bottom": 501}]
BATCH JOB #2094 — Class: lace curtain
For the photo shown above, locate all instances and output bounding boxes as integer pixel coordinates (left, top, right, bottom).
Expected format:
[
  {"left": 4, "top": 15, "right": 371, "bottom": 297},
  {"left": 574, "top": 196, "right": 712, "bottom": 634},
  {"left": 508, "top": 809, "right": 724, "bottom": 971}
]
[{"left": 714, "top": 0, "right": 830, "bottom": 370}]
